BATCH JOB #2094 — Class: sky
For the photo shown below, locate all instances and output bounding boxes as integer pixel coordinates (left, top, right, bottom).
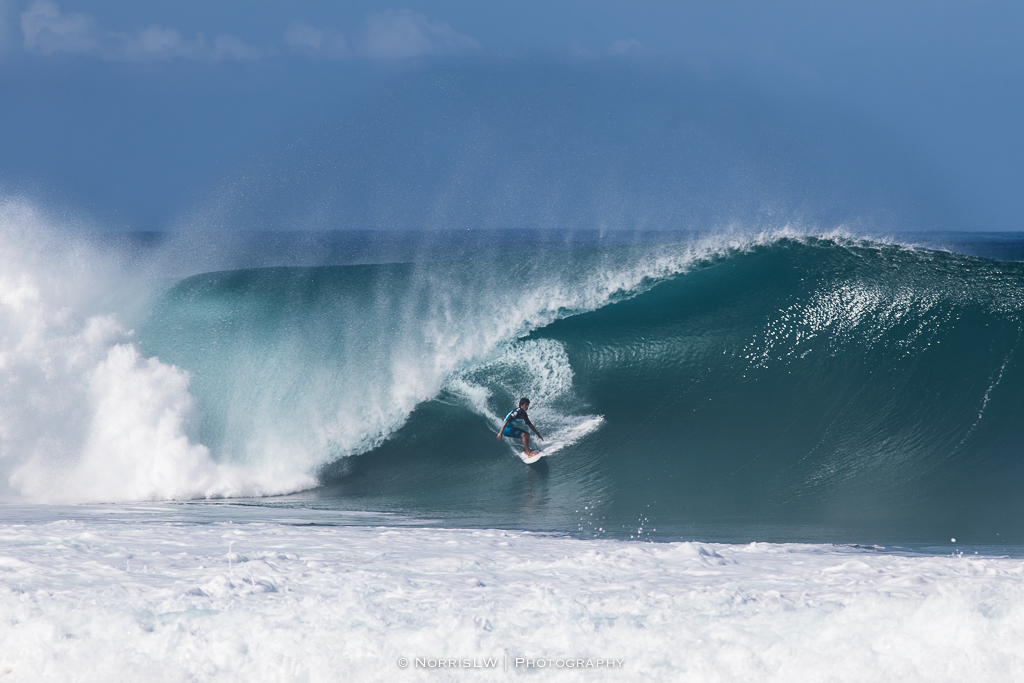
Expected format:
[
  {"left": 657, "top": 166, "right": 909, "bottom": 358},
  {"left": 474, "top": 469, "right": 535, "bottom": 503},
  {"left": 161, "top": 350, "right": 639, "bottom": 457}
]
[{"left": 0, "top": 0, "right": 1021, "bottom": 232}]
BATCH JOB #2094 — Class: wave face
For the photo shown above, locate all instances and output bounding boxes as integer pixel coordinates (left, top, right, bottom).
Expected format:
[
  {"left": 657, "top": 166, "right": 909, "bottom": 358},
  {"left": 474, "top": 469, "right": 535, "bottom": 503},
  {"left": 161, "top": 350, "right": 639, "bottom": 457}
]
[
  {"left": 136, "top": 233, "right": 1024, "bottom": 543},
  {"left": 136, "top": 236, "right": 709, "bottom": 473},
  {"left": 317, "top": 236, "right": 1024, "bottom": 541},
  {"left": 525, "top": 236, "right": 1024, "bottom": 541},
  {"left": 4, "top": 215, "right": 1024, "bottom": 542}
]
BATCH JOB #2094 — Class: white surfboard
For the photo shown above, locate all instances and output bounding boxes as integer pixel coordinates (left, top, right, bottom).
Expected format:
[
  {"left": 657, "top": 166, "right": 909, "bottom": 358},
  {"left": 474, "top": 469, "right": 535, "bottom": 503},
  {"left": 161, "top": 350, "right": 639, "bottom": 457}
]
[{"left": 518, "top": 450, "right": 545, "bottom": 464}]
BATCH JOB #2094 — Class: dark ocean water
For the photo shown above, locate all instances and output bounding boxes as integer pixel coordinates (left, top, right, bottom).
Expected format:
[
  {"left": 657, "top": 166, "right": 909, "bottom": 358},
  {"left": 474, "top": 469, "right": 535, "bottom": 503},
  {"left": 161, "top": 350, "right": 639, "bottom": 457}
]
[{"left": 130, "top": 230, "right": 1024, "bottom": 546}]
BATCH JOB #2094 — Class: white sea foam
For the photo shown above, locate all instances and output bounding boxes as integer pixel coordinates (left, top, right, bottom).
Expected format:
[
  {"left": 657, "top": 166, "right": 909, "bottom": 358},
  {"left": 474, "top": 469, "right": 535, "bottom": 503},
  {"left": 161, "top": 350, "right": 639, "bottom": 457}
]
[
  {"left": 538, "top": 416, "right": 604, "bottom": 455},
  {"left": 0, "top": 200, "right": 316, "bottom": 503},
  {"left": 479, "top": 338, "right": 577, "bottom": 403},
  {"left": 1, "top": 504, "right": 1023, "bottom": 682}
]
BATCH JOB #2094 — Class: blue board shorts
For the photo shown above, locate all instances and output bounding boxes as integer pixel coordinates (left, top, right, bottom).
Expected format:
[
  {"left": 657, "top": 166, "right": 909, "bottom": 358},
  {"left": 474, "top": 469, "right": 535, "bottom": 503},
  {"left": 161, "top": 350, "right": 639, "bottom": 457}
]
[{"left": 503, "top": 424, "right": 526, "bottom": 439}]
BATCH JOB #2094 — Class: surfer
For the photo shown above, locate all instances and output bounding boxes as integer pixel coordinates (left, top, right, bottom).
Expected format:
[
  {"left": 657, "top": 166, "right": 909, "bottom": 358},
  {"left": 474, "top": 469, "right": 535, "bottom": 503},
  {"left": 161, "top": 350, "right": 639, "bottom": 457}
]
[{"left": 498, "top": 397, "right": 544, "bottom": 457}]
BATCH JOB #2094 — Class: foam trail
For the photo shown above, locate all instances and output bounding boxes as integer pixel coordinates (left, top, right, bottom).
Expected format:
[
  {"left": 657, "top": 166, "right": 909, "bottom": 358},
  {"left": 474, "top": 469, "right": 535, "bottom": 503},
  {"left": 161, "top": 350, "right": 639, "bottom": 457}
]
[{"left": 448, "top": 338, "right": 604, "bottom": 455}]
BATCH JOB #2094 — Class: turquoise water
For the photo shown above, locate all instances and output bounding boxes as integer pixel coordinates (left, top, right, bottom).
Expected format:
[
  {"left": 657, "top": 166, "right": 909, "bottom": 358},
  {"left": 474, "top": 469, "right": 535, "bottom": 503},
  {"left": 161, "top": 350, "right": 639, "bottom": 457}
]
[{"left": 134, "top": 230, "right": 1024, "bottom": 545}]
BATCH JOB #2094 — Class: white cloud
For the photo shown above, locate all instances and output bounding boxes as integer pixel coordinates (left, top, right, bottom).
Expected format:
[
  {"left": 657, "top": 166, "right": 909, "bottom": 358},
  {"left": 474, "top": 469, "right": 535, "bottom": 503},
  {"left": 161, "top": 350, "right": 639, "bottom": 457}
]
[
  {"left": 21, "top": 0, "right": 100, "bottom": 55},
  {"left": 360, "top": 9, "right": 478, "bottom": 59},
  {"left": 18, "top": 3, "right": 478, "bottom": 63},
  {"left": 20, "top": 0, "right": 261, "bottom": 62},
  {"left": 120, "top": 25, "right": 200, "bottom": 60},
  {"left": 284, "top": 20, "right": 348, "bottom": 59},
  {"left": 125, "top": 25, "right": 185, "bottom": 55}
]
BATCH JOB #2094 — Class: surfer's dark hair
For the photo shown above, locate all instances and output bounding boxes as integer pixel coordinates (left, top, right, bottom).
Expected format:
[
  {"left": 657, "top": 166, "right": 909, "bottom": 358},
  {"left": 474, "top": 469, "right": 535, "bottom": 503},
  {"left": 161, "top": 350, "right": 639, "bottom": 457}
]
[{"left": 520, "top": 397, "right": 530, "bottom": 406}]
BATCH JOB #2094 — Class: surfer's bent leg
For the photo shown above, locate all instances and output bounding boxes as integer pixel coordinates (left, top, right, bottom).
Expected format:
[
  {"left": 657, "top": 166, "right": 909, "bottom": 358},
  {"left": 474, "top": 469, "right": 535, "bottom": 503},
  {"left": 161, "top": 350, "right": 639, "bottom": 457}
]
[{"left": 521, "top": 432, "right": 533, "bottom": 455}]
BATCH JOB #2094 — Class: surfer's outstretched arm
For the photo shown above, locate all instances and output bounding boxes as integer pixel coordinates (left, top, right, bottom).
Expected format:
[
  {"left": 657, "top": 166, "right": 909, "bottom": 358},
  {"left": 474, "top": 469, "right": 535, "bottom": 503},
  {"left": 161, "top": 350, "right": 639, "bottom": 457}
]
[
  {"left": 525, "top": 418, "right": 543, "bottom": 441},
  {"left": 497, "top": 415, "right": 511, "bottom": 440}
]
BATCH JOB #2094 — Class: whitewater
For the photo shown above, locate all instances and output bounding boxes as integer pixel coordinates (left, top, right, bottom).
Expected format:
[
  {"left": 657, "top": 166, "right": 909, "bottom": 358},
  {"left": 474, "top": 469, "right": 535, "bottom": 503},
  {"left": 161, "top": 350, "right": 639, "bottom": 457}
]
[
  {"left": 4, "top": 198, "right": 1024, "bottom": 680},
  {"left": 4, "top": 504, "right": 1024, "bottom": 683}
]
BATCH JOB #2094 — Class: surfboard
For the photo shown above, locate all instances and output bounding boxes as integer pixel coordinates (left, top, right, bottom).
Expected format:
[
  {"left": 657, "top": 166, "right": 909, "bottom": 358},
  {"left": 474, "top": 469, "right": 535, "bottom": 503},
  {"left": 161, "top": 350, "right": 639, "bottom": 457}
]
[{"left": 518, "top": 450, "right": 545, "bottom": 464}]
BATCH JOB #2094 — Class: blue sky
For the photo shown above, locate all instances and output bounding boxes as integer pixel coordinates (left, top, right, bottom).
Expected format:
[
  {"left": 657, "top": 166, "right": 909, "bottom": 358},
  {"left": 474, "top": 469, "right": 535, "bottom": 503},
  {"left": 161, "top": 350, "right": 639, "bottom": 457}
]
[{"left": 1, "top": 1, "right": 1021, "bottom": 231}]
